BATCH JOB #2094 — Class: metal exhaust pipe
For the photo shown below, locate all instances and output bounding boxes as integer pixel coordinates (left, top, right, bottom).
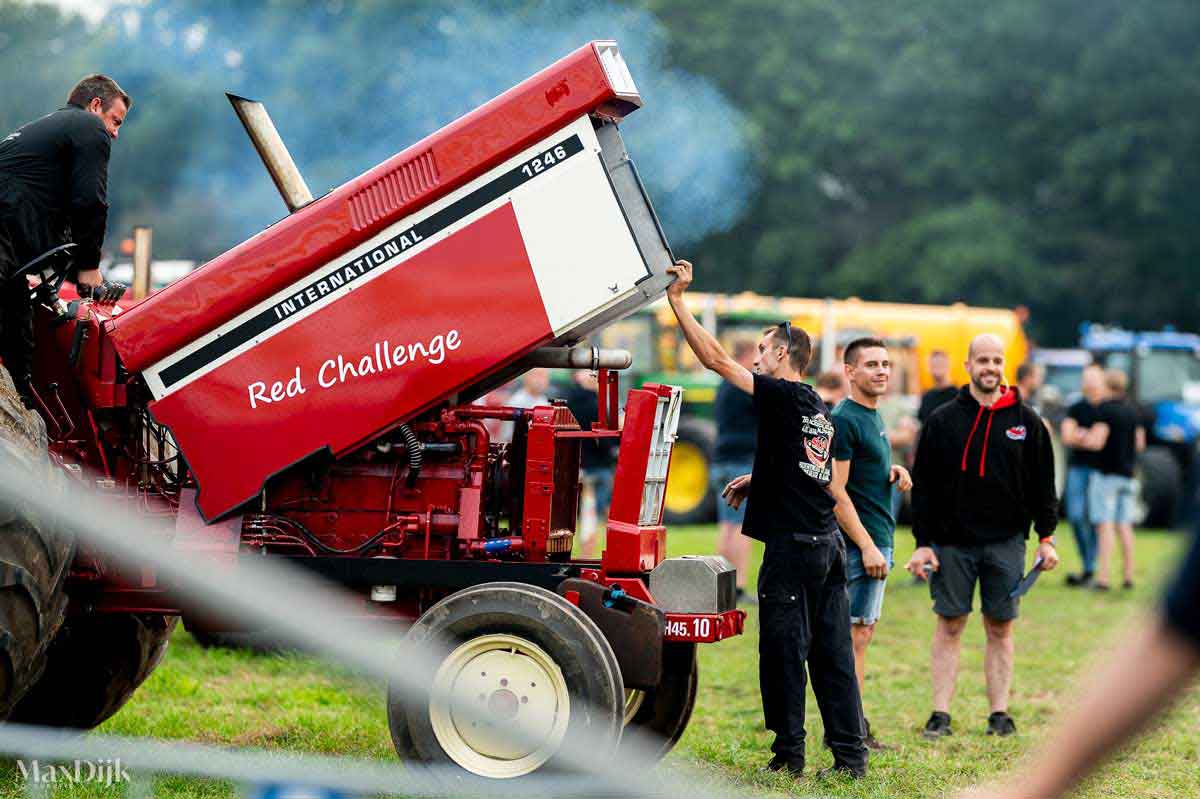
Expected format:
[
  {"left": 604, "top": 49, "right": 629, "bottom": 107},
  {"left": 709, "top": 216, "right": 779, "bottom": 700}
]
[
  {"left": 227, "top": 93, "right": 313, "bottom": 213},
  {"left": 521, "top": 346, "right": 632, "bottom": 370},
  {"left": 131, "top": 225, "right": 152, "bottom": 300}
]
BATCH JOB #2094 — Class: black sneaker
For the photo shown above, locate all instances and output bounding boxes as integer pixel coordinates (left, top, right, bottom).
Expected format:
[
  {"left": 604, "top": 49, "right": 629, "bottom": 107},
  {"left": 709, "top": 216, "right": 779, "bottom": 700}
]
[
  {"left": 987, "top": 711, "right": 1017, "bottom": 736},
  {"left": 762, "top": 756, "right": 803, "bottom": 777},
  {"left": 922, "top": 711, "right": 952, "bottom": 739},
  {"left": 815, "top": 764, "right": 866, "bottom": 780},
  {"left": 1066, "top": 571, "right": 1094, "bottom": 587}
]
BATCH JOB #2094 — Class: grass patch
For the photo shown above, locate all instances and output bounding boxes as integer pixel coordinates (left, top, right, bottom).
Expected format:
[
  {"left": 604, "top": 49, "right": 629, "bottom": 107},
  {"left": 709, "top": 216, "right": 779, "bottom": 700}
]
[{"left": 1, "top": 528, "right": 1196, "bottom": 797}]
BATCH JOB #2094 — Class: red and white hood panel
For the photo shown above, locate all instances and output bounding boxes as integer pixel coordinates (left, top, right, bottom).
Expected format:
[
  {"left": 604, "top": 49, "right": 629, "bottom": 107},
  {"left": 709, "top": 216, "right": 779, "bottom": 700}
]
[{"left": 147, "top": 116, "right": 652, "bottom": 519}]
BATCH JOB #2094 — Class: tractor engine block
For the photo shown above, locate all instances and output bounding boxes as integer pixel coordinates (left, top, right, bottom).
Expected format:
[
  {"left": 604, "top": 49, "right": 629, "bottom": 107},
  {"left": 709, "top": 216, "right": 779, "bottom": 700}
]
[{"left": 247, "top": 404, "right": 583, "bottom": 563}]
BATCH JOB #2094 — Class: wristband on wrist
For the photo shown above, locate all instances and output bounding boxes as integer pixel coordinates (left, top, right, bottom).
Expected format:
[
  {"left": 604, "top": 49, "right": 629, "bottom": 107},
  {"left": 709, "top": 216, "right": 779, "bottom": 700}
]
[{"left": 1039, "top": 535, "right": 1055, "bottom": 545}]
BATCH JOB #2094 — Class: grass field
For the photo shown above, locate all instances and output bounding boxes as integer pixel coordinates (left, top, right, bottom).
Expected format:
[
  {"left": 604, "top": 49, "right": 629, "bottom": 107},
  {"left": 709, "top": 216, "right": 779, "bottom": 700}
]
[{"left": 2, "top": 527, "right": 1197, "bottom": 798}]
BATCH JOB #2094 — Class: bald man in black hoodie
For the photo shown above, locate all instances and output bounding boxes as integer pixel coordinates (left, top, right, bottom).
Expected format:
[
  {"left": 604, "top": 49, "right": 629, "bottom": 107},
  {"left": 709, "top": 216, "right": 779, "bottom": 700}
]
[{"left": 907, "top": 334, "right": 1058, "bottom": 740}]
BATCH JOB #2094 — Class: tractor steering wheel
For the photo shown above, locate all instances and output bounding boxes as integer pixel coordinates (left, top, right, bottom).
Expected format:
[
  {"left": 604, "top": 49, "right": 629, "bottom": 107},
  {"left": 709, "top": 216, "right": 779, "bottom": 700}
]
[{"left": 12, "top": 243, "right": 78, "bottom": 320}]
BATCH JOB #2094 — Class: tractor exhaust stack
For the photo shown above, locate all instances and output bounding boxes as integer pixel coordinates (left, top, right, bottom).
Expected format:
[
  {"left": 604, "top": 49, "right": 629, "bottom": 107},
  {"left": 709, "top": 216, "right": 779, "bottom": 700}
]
[{"left": 227, "top": 93, "right": 313, "bottom": 213}]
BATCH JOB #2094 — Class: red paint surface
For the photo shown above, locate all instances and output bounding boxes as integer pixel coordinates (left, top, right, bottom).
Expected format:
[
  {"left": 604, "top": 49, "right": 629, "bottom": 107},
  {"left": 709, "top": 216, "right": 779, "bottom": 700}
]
[
  {"left": 151, "top": 204, "right": 552, "bottom": 519},
  {"left": 109, "top": 42, "right": 633, "bottom": 373}
]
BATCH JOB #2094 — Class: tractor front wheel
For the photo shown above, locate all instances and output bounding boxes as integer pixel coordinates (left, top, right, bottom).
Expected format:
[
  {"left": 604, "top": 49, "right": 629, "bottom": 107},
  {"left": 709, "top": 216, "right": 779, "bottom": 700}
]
[{"left": 388, "top": 582, "right": 623, "bottom": 784}]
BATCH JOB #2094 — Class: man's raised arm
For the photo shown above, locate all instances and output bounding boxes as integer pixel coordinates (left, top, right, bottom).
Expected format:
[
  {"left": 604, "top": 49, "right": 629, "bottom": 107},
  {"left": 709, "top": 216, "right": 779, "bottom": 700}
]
[{"left": 665, "top": 260, "right": 754, "bottom": 394}]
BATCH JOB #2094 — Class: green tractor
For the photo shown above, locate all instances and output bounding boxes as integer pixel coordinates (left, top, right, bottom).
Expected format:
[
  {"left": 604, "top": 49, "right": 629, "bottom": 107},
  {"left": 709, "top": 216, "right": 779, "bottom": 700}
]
[{"left": 598, "top": 295, "right": 786, "bottom": 525}]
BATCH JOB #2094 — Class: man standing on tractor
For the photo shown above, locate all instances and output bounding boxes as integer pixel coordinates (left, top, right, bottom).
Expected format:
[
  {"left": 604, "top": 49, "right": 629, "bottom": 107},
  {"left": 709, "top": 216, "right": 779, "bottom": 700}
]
[
  {"left": 667, "top": 259, "right": 868, "bottom": 779},
  {"left": 907, "top": 334, "right": 1059, "bottom": 740},
  {"left": 829, "top": 337, "right": 912, "bottom": 750},
  {"left": 0, "top": 74, "right": 129, "bottom": 406}
]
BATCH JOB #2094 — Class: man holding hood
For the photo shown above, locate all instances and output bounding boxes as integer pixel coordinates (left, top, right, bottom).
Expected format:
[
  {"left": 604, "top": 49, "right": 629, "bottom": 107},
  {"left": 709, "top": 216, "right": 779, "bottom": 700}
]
[
  {"left": 907, "top": 334, "right": 1059, "bottom": 739},
  {"left": 667, "top": 259, "right": 867, "bottom": 779}
]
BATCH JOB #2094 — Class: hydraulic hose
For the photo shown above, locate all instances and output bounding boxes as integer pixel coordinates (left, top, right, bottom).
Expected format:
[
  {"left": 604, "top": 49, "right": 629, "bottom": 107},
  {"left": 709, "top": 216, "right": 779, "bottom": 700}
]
[{"left": 397, "top": 423, "right": 423, "bottom": 487}]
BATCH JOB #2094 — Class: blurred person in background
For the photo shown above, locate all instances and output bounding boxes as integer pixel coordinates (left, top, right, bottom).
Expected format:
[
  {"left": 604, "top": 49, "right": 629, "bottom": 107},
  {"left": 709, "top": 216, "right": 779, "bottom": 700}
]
[
  {"left": 1085, "top": 369, "right": 1145, "bottom": 591},
  {"left": 508, "top": 367, "right": 550, "bottom": 409},
  {"left": 492, "top": 368, "right": 550, "bottom": 443},
  {"left": 918, "top": 349, "right": 959, "bottom": 425},
  {"left": 712, "top": 338, "right": 758, "bottom": 604},
  {"left": 877, "top": 377, "right": 919, "bottom": 519},
  {"left": 1060, "top": 365, "right": 1107, "bottom": 587},
  {"left": 564, "top": 368, "right": 617, "bottom": 559},
  {"left": 829, "top": 337, "right": 912, "bottom": 750},
  {"left": 815, "top": 370, "right": 848, "bottom": 412},
  {"left": 907, "top": 334, "right": 1059, "bottom": 740},
  {"left": 956, "top": 527, "right": 1200, "bottom": 799},
  {"left": 1015, "top": 363, "right": 1044, "bottom": 414}
]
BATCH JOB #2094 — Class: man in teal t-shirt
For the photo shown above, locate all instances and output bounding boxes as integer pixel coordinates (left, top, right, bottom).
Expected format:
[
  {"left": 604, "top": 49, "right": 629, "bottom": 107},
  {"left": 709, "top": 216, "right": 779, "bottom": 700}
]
[{"left": 829, "top": 337, "right": 912, "bottom": 750}]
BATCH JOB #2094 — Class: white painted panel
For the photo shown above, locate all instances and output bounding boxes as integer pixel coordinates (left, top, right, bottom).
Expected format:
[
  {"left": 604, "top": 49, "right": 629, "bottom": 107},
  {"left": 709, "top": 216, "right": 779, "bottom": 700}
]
[{"left": 511, "top": 138, "right": 647, "bottom": 337}]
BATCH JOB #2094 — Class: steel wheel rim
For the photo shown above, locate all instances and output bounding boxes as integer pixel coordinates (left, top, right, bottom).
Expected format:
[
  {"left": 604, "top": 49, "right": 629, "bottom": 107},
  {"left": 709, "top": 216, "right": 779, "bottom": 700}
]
[
  {"left": 428, "top": 633, "right": 570, "bottom": 778},
  {"left": 623, "top": 688, "right": 646, "bottom": 726}
]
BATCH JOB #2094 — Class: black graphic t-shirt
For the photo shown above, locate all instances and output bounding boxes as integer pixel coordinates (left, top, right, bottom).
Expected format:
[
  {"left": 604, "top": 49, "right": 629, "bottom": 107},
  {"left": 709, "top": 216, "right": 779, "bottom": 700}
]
[{"left": 742, "top": 374, "right": 837, "bottom": 541}]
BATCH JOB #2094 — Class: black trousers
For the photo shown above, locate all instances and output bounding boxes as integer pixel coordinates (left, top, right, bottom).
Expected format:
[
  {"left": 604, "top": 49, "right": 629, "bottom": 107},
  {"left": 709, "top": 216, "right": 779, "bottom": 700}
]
[
  {"left": 758, "top": 531, "right": 867, "bottom": 772},
  {"left": 0, "top": 223, "right": 34, "bottom": 398}
]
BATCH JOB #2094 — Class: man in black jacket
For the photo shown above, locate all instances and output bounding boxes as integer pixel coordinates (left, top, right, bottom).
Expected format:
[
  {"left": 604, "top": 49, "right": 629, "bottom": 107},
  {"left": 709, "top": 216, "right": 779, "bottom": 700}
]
[
  {"left": 907, "top": 333, "right": 1059, "bottom": 739},
  {"left": 667, "top": 259, "right": 867, "bottom": 778},
  {"left": 0, "top": 74, "right": 129, "bottom": 402}
]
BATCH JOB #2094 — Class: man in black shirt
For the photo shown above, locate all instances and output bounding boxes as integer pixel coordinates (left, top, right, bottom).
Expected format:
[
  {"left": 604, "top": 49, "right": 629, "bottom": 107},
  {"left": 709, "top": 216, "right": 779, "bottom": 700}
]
[
  {"left": 712, "top": 338, "right": 758, "bottom": 603},
  {"left": 1083, "top": 370, "right": 1144, "bottom": 590},
  {"left": 907, "top": 334, "right": 1059, "bottom": 739},
  {"left": 0, "top": 74, "right": 129, "bottom": 402},
  {"left": 918, "top": 349, "right": 958, "bottom": 425},
  {"left": 667, "top": 259, "right": 867, "bottom": 778},
  {"left": 1059, "top": 365, "right": 1106, "bottom": 586}
]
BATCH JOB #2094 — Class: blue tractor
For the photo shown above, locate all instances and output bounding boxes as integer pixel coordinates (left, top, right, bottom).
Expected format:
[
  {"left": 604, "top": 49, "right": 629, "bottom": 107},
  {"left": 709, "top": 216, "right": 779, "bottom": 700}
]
[{"left": 1081, "top": 324, "right": 1200, "bottom": 527}]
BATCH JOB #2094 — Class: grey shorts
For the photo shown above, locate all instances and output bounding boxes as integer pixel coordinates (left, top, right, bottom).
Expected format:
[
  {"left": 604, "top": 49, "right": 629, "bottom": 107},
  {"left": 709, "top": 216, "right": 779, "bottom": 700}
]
[{"left": 930, "top": 537, "right": 1026, "bottom": 621}]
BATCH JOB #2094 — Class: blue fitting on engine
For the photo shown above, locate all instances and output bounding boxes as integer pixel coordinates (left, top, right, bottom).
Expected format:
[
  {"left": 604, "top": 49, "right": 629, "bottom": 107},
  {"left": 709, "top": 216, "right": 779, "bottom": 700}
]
[
  {"left": 482, "top": 538, "right": 514, "bottom": 554},
  {"left": 603, "top": 586, "right": 627, "bottom": 609}
]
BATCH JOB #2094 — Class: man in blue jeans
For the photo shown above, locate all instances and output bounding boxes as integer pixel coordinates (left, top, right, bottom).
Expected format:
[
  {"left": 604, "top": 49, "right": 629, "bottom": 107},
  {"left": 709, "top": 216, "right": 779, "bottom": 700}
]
[
  {"left": 829, "top": 337, "right": 912, "bottom": 750},
  {"left": 1060, "top": 365, "right": 1106, "bottom": 586}
]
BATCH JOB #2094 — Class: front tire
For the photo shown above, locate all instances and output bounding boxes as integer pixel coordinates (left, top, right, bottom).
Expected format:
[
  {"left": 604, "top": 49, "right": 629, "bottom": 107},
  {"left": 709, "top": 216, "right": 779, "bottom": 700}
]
[{"left": 388, "top": 582, "right": 623, "bottom": 783}]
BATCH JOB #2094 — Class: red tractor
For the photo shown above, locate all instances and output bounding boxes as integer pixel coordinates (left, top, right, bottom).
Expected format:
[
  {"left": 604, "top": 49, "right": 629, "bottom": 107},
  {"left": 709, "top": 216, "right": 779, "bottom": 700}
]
[{"left": 0, "top": 41, "right": 745, "bottom": 779}]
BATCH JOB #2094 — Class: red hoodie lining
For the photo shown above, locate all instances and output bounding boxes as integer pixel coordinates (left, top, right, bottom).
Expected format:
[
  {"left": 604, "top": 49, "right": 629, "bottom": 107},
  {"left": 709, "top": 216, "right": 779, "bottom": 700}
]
[
  {"left": 960, "top": 406, "right": 984, "bottom": 473},
  {"left": 959, "top": 386, "right": 1018, "bottom": 476}
]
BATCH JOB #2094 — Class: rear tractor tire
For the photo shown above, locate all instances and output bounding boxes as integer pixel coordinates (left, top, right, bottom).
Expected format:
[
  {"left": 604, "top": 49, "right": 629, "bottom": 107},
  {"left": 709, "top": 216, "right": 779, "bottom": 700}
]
[
  {"left": 0, "top": 369, "right": 74, "bottom": 720},
  {"left": 11, "top": 614, "right": 178, "bottom": 728},
  {"left": 387, "top": 582, "right": 623, "bottom": 785}
]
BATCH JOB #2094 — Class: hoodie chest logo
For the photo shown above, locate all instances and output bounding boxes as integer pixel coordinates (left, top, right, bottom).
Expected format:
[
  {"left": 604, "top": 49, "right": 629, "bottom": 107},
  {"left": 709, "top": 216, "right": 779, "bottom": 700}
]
[{"left": 1006, "top": 425, "right": 1027, "bottom": 441}]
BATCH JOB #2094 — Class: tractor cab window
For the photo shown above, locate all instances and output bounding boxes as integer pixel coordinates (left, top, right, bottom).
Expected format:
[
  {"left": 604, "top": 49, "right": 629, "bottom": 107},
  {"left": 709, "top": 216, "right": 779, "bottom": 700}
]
[{"left": 1137, "top": 349, "right": 1200, "bottom": 404}]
